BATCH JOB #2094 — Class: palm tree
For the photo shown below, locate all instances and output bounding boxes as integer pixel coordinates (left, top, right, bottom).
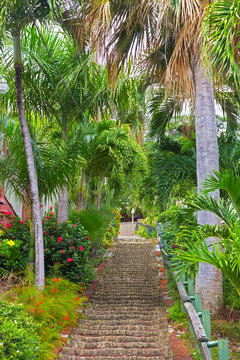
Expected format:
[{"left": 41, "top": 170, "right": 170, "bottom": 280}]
[
  {"left": 202, "top": 0, "right": 240, "bottom": 85},
  {"left": 173, "top": 170, "right": 240, "bottom": 297},
  {"left": 79, "top": 0, "right": 223, "bottom": 311},
  {"left": 0, "top": 0, "right": 53, "bottom": 288}
]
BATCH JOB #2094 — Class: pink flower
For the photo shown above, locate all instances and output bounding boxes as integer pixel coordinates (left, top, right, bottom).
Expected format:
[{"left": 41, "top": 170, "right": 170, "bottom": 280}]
[
  {"left": 46, "top": 216, "right": 50, "bottom": 220},
  {"left": 72, "top": 224, "right": 76, "bottom": 227},
  {"left": 44, "top": 231, "right": 47, "bottom": 234},
  {"left": 42, "top": 220, "right": 44, "bottom": 224},
  {"left": 67, "top": 258, "right": 73, "bottom": 262},
  {"left": 40, "top": 204, "right": 43, "bottom": 208},
  {"left": 50, "top": 211, "right": 55, "bottom": 215},
  {"left": 58, "top": 237, "right": 62, "bottom": 243},
  {"left": 72, "top": 246, "right": 76, "bottom": 250},
  {"left": 5, "top": 211, "right": 12, "bottom": 215},
  {"left": 50, "top": 206, "right": 53, "bottom": 210},
  {"left": 86, "top": 236, "right": 89, "bottom": 240},
  {"left": 5, "top": 223, "right": 12, "bottom": 228},
  {"left": 20, "top": 220, "right": 24, "bottom": 224},
  {"left": 61, "top": 250, "right": 65, "bottom": 254},
  {"left": 79, "top": 246, "right": 83, "bottom": 251},
  {"left": 172, "top": 244, "right": 175, "bottom": 248}
]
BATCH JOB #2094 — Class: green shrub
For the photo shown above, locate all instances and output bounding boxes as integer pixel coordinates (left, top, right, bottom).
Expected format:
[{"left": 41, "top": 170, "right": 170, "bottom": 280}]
[
  {"left": 69, "top": 207, "right": 110, "bottom": 249},
  {"left": 0, "top": 215, "right": 31, "bottom": 272},
  {"left": 0, "top": 299, "right": 43, "bottom": 360},
  {"left": 43, "top": 212, "right": 93, "bottom": 283}
]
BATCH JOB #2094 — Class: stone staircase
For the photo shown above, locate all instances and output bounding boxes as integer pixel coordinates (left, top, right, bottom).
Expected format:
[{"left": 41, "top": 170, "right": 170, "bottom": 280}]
[{"left": 59, "top": 236, "right": 173, "bottom": 360}]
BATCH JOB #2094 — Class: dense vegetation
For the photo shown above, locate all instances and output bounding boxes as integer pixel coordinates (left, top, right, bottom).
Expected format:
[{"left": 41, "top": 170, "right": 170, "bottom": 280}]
[{"left": 1, "top": 0, "right": 240, "bottom": 358}]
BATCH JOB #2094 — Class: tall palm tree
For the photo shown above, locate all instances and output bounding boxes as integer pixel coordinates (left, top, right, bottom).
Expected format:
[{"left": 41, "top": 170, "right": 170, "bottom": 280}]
[
  {"left": 77, "top": 0, "right": 223, "bottom": 311},
  {"left": 0, "top": 0, "right": 53, "bottom": 288}
]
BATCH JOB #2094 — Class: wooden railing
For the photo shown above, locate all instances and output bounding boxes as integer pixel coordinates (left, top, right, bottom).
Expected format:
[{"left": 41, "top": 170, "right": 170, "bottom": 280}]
[{"left": 137, "top": 220, "right": 229, "bottom": 360}]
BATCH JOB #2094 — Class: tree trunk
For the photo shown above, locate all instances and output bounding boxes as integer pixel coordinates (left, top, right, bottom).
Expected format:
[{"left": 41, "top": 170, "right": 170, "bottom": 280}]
[
  {"left": 97, "top": 175, "right": 104, "bottom": 209},
  {"left": 13, "top": 34, "right": 45, "bottom": 289},
  {"left": 58, "top": 187, "right": 68, "bottom": 223},
  {"left": 83, "top": 176, "right": 90, "bottom": 209},
  {"left": 78, "top": 169, "right": 85, "bottom": 210},
  {"left": 193, "top": 58, "right": 223, "bottom": 313}
]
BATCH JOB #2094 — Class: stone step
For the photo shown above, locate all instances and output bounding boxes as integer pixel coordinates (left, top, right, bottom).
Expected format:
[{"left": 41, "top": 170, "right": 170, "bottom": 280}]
[
  {"left": 60, "top": 356, "right": 171, "bottom": 360},
  {"left": 60, "top": 347, "right": 170, "bottom": 356}
]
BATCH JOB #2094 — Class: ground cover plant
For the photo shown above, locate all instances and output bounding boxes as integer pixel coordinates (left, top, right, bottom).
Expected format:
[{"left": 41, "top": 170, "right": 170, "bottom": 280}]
[
  {"left": 2, "top": 277, "right": 86, "bottom": 359},
  {"left": 0, "top": 299, "right": 43, "bottom": 360}
]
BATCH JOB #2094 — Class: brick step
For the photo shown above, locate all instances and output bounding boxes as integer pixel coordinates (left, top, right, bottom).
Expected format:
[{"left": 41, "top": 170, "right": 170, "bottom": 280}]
[
  {"left": 81, "top": 314, "right": 164, "bottom": 321},
  {"left": 60, "top": 347, "right": 169, "bottom": 356},
  {"left": 69, "top": 334, "right": 165, "bottom": 342},
  {"left": 60, "top": 356, "right": 171, "bottom": 360},
  {"left": 68, "top": 338, "right": 166, "bottom": 349},
  {"left": 73, "top": 329, "right": 165, "bottom": 337},
  {"left": 77, "top": 319, "right": 166, "bottom": 326},
  {"left": 92, "top": 294, "right": 162, "bottom": 304},
  {"left": 83, "top": 309, "right": 162, "bottom": 316}
]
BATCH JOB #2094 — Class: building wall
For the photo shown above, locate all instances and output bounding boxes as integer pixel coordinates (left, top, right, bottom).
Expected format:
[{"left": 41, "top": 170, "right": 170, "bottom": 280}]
[{"left": 0, "top": 187, "right": 16, "bottom": 227}]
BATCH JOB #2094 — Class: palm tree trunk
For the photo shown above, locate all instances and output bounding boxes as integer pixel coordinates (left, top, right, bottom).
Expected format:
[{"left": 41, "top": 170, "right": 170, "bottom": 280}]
[
  {"left": 83, "top": 175, "right": 90, "bottom": 208},
  {"left": 97, "top": 175, "right": 104, "bottom": 209},
  {"left": 78, "top": 169, "right": 85, "bottom": 210},
  {"left": 58, "top": 187, "right": 68, "bottom": 223},
  {"left": 13, "top": 33, "right": 45, "bottom": 288},
  {"left": 193, "top": 58, "right": 223, "bottom": 313}
]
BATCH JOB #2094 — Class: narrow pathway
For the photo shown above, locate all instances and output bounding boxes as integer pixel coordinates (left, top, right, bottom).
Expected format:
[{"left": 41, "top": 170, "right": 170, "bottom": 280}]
[{"left": 59, "top": 236, "right": 173, "bottom": 359}]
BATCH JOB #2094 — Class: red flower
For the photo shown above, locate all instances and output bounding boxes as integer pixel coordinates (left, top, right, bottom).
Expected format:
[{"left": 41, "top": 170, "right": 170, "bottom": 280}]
[
  {"left": 172, "top": 244, "right": 175, "bottom": 248},
  {"left": 58, "top": 237, "right": 62, "bottom": 243},
  {"left": 44, "top": 249, "right": 47, "bottom": 252},
  {"left": 40, "top": 204, "right": 43, "bottom": 208},
  {"left": 72, "top": 246, "right": 76, "bottom": 250},
  {"left": 61, "top": 250, "right": 65, "bottom": 254},
  {"left": 50, "top": 206, "right": 53, "bottom": 210},
  {"left": 79, "top": 246, "right": 83, "bottom": 251},
  {"left": 46, "top": 216, "right": 50, "bottom": 220},
  {"left": 67, "top": 258, "right": 73, "bottom": 262},
  {"left": 72, "top": 224, "right": 76, "bottom": 227},
  {"left": 44, "top": 231, "right": 47, "bottom": 234},
  {"left": 5, "top": 211, "right": 12, "bottom": 215},
  {"left": 54, "top": 278, "right": 60, "bottom": 282},
  {"left": 20, "top": 220, "right": 24, "bottom": 224},
  {"left": 42, "top": 220, "right": 44, "bottom": 224},
  {"left": 50, "top": 211, "right": 55, "bottom": 215},
  {"left": 86, "top": 236, "right": 89, "bottom": 240},
  {"left": 5, "top": 223, "right": 12, "bottom": 228}
]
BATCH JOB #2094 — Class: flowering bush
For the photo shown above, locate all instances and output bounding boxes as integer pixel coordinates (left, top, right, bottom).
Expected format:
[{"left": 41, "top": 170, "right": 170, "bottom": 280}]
[
  {"left": 0, "top": 299, "right": 43, "bottom": 360},
  {"left": 0, "top": 215, "right": 31, "bottom": 272},
  {"left": 43, "top": 211, "right": 93, "bottom": 283}
]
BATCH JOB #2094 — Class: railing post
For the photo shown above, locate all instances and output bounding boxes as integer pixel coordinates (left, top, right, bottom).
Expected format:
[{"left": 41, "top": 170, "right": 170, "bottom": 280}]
[
  {"left": 188, "top": 278, "right": 195, "bottom": 308},
  {"left": 218, "top": 339, "right": 229, "bottom": 360},
  {"left": 203, "top": 310, "right": 211, "bottom": 354},
  {"left": 195, "top": 294, "right": 202, "bottom": 313}
]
